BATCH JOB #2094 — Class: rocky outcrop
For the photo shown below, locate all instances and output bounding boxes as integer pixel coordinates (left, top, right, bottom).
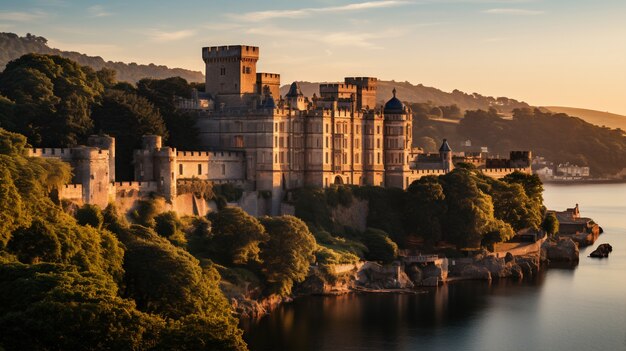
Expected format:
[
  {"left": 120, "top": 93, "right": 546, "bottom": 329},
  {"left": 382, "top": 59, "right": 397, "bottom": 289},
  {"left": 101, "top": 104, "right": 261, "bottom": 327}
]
[
  {"left": 570, "top": 232, "right": 598, "bottom": 247},
  {"left": 589, "top": 243, "right": 613, "bottom": 258},
  {"left": 232, "top": 295, "right": 291, "bottom": 319},
  {"left": 543, "top": 238, "right": 579, "bottom": 262},
  {"left": 356, "top": 262, "right": 414, "bottom": 289}
]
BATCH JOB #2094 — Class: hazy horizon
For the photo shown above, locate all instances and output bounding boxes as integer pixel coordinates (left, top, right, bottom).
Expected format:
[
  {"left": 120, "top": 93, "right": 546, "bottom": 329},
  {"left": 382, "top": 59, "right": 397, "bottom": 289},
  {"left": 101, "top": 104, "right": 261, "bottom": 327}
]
[{"left": 2, "top": 0, "right": 625, "bottom": 115}]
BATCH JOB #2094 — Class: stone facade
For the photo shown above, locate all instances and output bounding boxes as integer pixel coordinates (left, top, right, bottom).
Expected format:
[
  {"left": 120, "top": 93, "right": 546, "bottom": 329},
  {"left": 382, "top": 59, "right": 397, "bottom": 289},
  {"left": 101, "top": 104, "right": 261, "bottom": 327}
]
[{"left": 26, "top": 44, "right": 532, "bottom": 217}]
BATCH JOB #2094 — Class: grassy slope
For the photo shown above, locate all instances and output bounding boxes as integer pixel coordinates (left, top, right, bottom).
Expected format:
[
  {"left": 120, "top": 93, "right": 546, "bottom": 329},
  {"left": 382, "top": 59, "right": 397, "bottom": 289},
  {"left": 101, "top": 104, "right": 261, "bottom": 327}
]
[{"left": 543, "top": 106, "right": 626, "bottom": 131}]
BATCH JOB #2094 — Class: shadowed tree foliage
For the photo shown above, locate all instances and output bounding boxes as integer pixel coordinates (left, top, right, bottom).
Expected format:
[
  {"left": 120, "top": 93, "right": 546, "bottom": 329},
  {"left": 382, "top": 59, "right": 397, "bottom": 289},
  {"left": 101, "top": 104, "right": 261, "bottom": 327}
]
[
  {"left": 0, "top": 54, "right": 103, "bottom": 146},
  {"left": 439, "top": 168, "right": 514, "bottom": 248},
  {"left": 405, "top": 176, "right": 447, "bottom": 246},
  {"left": 207, "top": 207, "right": 269, "bottom": 265},
  {"left": 259, "top": 216, "right": 316, "bottom": 296},
  {"left": 91, "top": 89, "right": 167, "bottom": 180},
  {"left": 542, "top": 212, "right": 559, "bottom": 237},
  {"left": 136, "top": 77, "right": 200, "bottom": 149},
  {"left": 75, "top": 204, "right": 104, "bottom": 229},
  {"left": 0, "top": 263, "right": 165, "bottom": 351},
  {"left": 359, "top": 228, "right": 398, "bottom": 263}
]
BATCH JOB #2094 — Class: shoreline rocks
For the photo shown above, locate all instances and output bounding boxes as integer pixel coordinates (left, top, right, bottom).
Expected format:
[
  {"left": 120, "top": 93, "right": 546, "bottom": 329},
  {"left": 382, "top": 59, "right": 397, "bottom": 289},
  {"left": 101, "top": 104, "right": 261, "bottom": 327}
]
[
  {"left": 589, "top": 243, "right": 612, "bottom": 258},
  {"left": 543, "top": 237, "right": 579, "bottom": 263}
]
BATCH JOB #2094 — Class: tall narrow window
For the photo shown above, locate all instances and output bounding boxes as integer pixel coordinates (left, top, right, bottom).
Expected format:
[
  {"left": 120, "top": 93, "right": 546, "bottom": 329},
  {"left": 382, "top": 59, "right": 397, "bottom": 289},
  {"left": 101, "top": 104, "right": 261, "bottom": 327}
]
[
  {"left": 197, "top": 164, "right": 202, "bottom": 175},
  {"left": 179, "top": 164, "right": 183, "bottom": 175},
  {"left": 221, "top": 164, "right": 226, "bottom": 175}
]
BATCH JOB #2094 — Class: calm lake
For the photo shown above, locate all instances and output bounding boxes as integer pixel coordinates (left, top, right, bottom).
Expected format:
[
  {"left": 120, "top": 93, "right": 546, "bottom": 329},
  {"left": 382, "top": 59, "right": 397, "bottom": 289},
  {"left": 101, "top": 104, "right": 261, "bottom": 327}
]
[{"left": 242, "top": 183, "right": 626, "bottom": 351}]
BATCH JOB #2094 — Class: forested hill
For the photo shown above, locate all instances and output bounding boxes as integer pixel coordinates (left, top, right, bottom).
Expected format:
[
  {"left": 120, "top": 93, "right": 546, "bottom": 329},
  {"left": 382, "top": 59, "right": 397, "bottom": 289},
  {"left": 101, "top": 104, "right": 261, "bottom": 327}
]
[
  {"left": 280, "top": 80, "right": 531, "bottom": 113},
  {"left": 0, "top": 32, "right": 204, "bottom": 83}
]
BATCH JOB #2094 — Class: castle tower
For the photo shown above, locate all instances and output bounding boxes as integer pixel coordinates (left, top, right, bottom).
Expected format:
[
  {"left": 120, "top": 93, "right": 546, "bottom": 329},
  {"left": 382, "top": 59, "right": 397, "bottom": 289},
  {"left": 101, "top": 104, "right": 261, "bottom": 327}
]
[
  {"left": 344, "top": 77, "right": 377, "bottom": 110},
  {"left": 202, "top": 45, "right": 260, "bottom": 108},
  {"left": 439, "top": 138, "right": 453, "bottom": 172},
  {"left": 285, "top": 82, "right": 306, "bottom": 110},
  {"left": 71, "top": 146, "right": 111, "bottom": 208},
  {"left": 87, "top": 134, "right": 115, "bottom": 182},
  {"left": 133, "top": 135, "right": 177, "bottom": 201},
  {"left": 382, "top": 88, "right": 412, "bottom": 188}
]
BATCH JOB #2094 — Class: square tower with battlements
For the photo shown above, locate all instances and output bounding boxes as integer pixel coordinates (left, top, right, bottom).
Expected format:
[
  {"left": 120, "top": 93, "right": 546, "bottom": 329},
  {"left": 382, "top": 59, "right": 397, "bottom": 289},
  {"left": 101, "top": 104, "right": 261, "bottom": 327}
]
[{"left": 202, "top": 45, "right": 260, "bottom": 108}]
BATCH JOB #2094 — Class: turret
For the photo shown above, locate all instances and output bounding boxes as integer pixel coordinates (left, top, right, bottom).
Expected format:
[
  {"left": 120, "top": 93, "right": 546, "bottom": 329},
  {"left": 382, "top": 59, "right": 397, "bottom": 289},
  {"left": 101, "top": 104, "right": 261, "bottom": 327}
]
[
  {"left": 439, "top": 139, "right": 453, "bottom": 172},
  {"left": 88, "top": 134, "right": 115, "bottom": 182},
  {"left": 285, "top": 82, "right": 306, "bottom": 110}
]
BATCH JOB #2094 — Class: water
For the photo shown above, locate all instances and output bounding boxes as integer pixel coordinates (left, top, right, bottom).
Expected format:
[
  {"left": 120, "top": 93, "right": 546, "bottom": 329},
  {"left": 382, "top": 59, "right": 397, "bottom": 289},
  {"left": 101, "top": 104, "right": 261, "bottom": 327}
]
[{"left": 243, "top": 183, "right": 626, "bottom": 351}]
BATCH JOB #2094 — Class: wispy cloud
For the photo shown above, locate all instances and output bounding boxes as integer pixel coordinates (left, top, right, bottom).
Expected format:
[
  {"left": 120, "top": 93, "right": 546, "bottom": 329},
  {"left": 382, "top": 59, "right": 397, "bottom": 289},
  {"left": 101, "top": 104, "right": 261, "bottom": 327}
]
[
  {"left": 147, "top": 29, "right": 197, "bottom": 42},
  {"left": 88, "top": 5, "right": 112, "bottom": 17},
  {"left": 483, "top": 8, "right": 545, "bottom": 15},
  {"left": 245, "top": 25, "right": 412, "bottom": 49},
  {"left": 229, "top": 1, "right": 413, "bottom": 22},
  {"left": 0, "top": 10, "right": 47, "bottom": 22}
]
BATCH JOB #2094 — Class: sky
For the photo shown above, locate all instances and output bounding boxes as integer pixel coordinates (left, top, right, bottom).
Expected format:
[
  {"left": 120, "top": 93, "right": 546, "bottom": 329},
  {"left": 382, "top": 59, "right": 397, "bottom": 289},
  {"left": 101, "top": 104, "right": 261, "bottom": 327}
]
[{"left": 2, "top": 0, "right": 626, "bottom": 114}]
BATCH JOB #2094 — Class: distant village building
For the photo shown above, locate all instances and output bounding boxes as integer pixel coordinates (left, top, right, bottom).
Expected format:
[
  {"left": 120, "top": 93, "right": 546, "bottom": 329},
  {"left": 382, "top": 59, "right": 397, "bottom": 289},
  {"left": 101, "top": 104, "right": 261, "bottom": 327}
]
[
  {"left": 556, "top": 163, "right": 590, "bottom": 178},
  {"left": 27, "top": 44, "right": 532, "bottom": 216}
]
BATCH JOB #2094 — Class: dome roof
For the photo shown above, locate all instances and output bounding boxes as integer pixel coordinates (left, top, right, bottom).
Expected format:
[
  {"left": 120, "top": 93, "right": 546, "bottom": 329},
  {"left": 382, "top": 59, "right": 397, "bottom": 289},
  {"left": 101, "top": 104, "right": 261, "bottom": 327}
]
[{"left": 384, "top": 88, "right": 404, "bottom": 114}]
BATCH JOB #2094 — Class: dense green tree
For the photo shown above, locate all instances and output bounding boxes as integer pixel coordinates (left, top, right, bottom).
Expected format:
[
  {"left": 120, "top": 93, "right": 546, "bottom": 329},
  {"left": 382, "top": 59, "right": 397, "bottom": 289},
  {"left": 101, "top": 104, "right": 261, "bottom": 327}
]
[
  {"left": 440, "top": 168, "right": 513, "bottom": 248},
  {"left": 359, "top": 228, "right": 398, "bottom": 263},
  {"left": 136, "top": 77, "right": 199, "bottom": 149},
  {"left": 259, "top": 216, "right": 316, "bottom": 296},
  {"left": 0, "top": 54, "right": 104, "bottom": 146},
  {"left": 91, "top": 89, "right": 167, "bottom": 180},
  {"left": 0, "top": 263, "right": 165, "bottom": 351},
  {"left": 542, "top": 212, "right": 559, "bottom": 237},
  {"left": 75, "top": 204, "right": 104, "bottom": 229},
  {"left": 154, "top": 211, "right": 186, "bottom": 247},
  {"left": 207, "top": 207, "right": 269, "bottom": 265},
  {"left": 7, "top": 220, "right": 61, "bottom": 264},
  {"left": 488, "top": 181, "right": 542, "bottom": 231},
  {"left": 0, "top": 95, "right": 15, "bottom": 131},
  {"left": 405, "top": 177, "right": 447, "bottom": 245}
]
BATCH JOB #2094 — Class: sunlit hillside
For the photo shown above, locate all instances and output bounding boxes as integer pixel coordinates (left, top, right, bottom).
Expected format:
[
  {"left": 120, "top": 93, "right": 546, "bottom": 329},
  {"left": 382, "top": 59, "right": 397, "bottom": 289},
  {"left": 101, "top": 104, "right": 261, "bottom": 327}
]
[{"left": 543, "top": 106, "right": 626, "bottom": 131}]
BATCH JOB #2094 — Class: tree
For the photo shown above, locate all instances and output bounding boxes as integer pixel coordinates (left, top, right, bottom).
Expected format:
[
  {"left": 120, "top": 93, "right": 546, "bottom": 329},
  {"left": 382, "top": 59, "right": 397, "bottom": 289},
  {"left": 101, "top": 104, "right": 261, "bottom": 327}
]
[
  {"left": 359, "top": 228, "right": 398, "bottom": 263},
  {"left": 136, "top": 77, "right": 200, "bottom": 149},
  {"left": 75, "top": 204, "right": 104, "bottom": 229},
  {"left": 542, "top": 212, "right": 559, "bottom": 237},
  {"left": 489, "top": 181, "right": 542, "bottom": 231},
  {"left": 405, "top": 177, "right": 447, "bottom": 245},
  {"left": 259, "top": 216, "right": 316, "bottom": 296},
  {"left": 0, "top": 263, "right": 165, "bottom": 351},
  {"left": 207, "top": 207, "right": 268, "bottom": 265},
  {"left": 440, "top": 168, "right": 507, "bottom": 248},
  {"left": 154, "top": 211, "right": 186, "bottom": 247},
  {"left": 91, "top": 89, "right": 167, "bottom": 180},
  {"left": 0, "top": 54, "right": 104, "bottom": 146}
]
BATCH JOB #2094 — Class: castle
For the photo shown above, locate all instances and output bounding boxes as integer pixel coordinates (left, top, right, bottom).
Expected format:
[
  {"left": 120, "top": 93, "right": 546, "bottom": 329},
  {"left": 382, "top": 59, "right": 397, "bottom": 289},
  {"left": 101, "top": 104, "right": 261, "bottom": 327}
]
[{"left": 27, "top": 44, "right": 531, "bottom": 216}]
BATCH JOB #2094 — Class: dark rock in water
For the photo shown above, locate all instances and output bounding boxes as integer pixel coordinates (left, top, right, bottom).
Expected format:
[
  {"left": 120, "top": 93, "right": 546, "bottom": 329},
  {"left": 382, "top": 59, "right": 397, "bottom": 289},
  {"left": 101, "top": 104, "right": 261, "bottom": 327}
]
[{"left": 589, "top": 243, "right": 613, "bottom": 258}]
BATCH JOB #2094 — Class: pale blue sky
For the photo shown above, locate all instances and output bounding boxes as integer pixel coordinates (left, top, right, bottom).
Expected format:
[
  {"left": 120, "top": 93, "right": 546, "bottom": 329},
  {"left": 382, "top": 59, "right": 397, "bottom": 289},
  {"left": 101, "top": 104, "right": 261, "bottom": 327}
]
[{"left": 2, "top": 0, "right": 625, "bottom": 114}]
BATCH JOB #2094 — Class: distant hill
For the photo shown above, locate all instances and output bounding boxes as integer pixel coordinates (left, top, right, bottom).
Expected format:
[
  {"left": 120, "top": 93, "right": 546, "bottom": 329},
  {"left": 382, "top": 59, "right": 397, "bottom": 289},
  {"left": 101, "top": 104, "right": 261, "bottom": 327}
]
[
  {"left": 542, "top": 106, "right": 626, "bottom": 131},
  {"left": 0, "top": 32, "right": 203, "bottom": 83},
  {"left": 280, "top": 80, "right": 530, "bottom": 113}
]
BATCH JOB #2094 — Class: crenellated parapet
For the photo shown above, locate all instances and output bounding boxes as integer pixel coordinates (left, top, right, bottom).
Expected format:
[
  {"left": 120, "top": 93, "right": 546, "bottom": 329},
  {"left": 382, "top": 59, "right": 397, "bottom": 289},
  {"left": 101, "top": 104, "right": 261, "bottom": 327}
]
[{"left": 202, "top": 45, "right": 259, "bottom": 62}]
